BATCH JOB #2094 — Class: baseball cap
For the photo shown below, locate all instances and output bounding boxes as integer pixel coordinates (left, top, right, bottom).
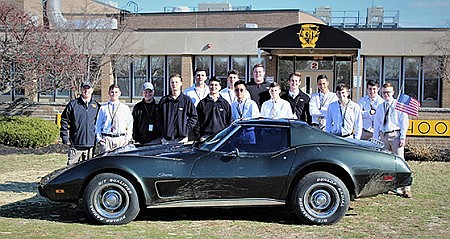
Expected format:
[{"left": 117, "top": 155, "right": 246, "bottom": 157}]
[
  {"left": 81, "top": 81, "right": 92, "bottom": 88},
  {"left": 143, "top": 82, "right": 154, "bottom": 91}
]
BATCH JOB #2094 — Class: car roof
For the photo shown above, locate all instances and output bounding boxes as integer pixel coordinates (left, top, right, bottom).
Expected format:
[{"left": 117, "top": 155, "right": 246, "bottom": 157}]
[{"left": 235, "top": 118, "right": 299, "bottom": 127}]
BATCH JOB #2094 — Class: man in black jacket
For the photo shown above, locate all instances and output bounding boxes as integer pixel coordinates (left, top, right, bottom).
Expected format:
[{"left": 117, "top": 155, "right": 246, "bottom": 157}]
[
  {"left": 196, "top": 77, "right": 231, "bottom": 141},
  {"left": 246, "top": 63, "right": 271, "bottom": 109},
  {"left": 132, "top": 82, "right": 161, "bottom": 144},
  {"left": 60, "top": 82, "right": 100, "bottom": 165},
  {"left": 281, "top": 72, "right": 312, "bottom": 124},
  {"left": 159, "top": 74, "right": 198, "bottom": 144}
]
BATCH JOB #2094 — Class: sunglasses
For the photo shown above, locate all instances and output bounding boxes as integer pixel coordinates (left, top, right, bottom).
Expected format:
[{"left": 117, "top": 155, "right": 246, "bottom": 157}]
[{"left": 234, "top": 89, "right": 245, "bottom": 92}]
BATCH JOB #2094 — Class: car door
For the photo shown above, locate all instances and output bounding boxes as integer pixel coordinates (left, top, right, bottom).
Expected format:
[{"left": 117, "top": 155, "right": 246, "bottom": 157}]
[{"left": 190, "top": 125, "right": 295, "bottom": 199}]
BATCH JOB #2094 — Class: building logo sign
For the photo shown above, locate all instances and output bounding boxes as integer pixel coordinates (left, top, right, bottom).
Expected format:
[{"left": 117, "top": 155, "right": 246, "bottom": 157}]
[
  {"left": 407, "top": 120, "right": 450, "bottom": 136},
  {"left": 297, "top": 24, "right": 320, "bottom": 48}
]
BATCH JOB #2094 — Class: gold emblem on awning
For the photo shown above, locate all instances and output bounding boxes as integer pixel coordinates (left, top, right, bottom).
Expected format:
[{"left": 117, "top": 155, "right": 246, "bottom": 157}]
[{"left": 297, "top": 24, "right": 320, "bottom": 48}]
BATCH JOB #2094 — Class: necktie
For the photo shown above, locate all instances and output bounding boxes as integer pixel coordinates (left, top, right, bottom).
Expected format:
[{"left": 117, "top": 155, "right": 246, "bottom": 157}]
[
  {"left": 270, "top": 101, "right": 276, "bottom": 118},
  {"left": 383, "top": 102, "right": 389, "bottom": 127}
]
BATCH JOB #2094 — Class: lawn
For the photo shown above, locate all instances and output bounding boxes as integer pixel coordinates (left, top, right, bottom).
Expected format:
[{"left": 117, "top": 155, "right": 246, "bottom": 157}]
[{"left": 0, "top": 154, "right": 448, "bottom": 239}]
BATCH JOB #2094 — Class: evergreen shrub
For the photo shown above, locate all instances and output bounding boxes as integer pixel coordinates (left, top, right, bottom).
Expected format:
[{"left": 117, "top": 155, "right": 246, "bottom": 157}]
[{"left": 0, "top": 116, "right": 59, "bottom": 148}]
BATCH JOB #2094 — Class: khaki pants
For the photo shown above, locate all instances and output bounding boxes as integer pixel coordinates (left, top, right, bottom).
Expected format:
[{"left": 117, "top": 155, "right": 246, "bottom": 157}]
[
  {"left": 361, "top": 130, "right": 373, "bottom": 140},
  {"left": 381, "top": 131, "right": 404, "bottom": 159},
  {"left": 97, "top": 136, "right": 129, "bottom": 155},
  {"left": 68, "top": 147, "right": 94, "bottom": 165}
]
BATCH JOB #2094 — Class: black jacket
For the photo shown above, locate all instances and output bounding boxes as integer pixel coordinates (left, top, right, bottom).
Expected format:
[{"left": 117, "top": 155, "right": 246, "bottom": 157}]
[
  {"left": 246, "top": 80, "right": 271, "bottom": 109},
  {"left": 196, "top": 95, "right": 232, "bottom": 137},
  {"left": 60, "top": 97, "right": 100, "bottom": 148},
  {"left": 159, "top": 93, "right": 198, "bottom": 140},
  {"left": 281, "top": 90, "right": 312, "bottom": 124},
  {"left": 132, "top": 98, "right": 161, "bottom": 144}
]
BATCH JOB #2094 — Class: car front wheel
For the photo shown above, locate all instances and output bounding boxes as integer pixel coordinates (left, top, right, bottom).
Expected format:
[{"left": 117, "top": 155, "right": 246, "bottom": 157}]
[
  {"left": 83, "top": 173, "right": 140, "bottom": 225},
  {"left": 292, "top": 171, "right": 350, "bottom": 225}
]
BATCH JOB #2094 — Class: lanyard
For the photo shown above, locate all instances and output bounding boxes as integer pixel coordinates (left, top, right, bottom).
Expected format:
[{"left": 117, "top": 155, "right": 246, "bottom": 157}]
[
  {"left": 340, "top": 103, "right": 349, "bottom": 128},
  {"left": 227, "top": 90, "right": 236, "bottom": 103},
  {"left": 194, "top": 87, "right": 207, "bottom": 101},
  {"left": 237, "top": 99, "right": 247, "bottom": 118},
  {"left": 319, "top": 93, "right": 328, "bottom": 110},
  {"left": 143, "top": 101, "right": 154, "bottom": 119},
  {"left": 108, "top": 102, "right": 120, "bottom": 122}
]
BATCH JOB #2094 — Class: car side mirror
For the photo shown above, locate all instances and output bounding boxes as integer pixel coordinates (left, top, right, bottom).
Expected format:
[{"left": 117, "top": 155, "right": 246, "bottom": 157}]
[{"left": 224, "top": 148, "right": 240, "bottom": 157}]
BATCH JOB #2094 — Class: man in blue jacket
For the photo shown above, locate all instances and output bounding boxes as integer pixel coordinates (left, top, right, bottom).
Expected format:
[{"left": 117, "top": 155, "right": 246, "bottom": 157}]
[
  {"left": 159, "top": 73, "right": 198, "bottom": 144},
  {"left": 60, "top": 82, "right": 100, "bottom": 165}
]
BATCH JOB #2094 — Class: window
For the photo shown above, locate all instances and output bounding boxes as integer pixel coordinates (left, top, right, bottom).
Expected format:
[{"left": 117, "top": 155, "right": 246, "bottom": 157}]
[
  {"left": 213, "top": 56, "right": 229, "bottom": 78},
  {"left": 249, "top": 56, "right": 265, "bottom": 81},
  {"left": 422, "top": 57, "right": 440, "bottom": 104},
  {"left": 217, "top": 126, "right": 289, "bottom": 153},
  {"left": 404, "top": 57, "right": 420, "bottom": 99},
  {"left": 231, "top": 56, "right": 247, "bottom": 80},
  {"left": 167, "top": 56, "right": 182, "bottom": 95},
  {"left": 335, "top": 57, "right": 352, "bottom": 87},
  {"left": 133, "top": 56, "right": 147, "bottom": 98},
  {"left": 114, "top": 56, "right": 131, "bottom": 97},
  {"left": 168, "top": 56, "right": 182, "bottom": 76},
  {"left": 195, "top": 56, "right": 211, "bottom": 77},
  {"left": 278, "top": 56, "right": 294, "bottom": 92},
  {"left": 383, "top": 57, "right": 401, "bottom": 95},
  {"left": 150, "top": 56, "right": 164, "bottom": 97},
  {"left": 364, "top": 57, "right": 382, "bottom": 86}
]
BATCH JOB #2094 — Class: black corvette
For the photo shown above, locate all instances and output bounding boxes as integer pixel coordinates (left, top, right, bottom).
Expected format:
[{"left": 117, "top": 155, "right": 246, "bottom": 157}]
[{"left": 39, "top": 119, "right": 412, "bottom": 225}]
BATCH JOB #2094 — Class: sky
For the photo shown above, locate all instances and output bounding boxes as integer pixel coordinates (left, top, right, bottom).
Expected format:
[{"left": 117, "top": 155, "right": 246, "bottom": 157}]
[{"left": 111, "top": 0, "right": 449, "bottom": 27}]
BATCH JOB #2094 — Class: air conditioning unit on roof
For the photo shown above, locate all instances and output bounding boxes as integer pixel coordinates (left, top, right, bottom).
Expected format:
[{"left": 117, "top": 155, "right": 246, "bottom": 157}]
[{"left": 243, "top": 23, "right": 258, "bottom": 28}]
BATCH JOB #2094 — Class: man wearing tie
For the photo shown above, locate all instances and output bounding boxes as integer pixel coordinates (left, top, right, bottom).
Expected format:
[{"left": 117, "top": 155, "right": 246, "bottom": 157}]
[{"left": 373, "top": 83, "right": 411, "bottom": 198}]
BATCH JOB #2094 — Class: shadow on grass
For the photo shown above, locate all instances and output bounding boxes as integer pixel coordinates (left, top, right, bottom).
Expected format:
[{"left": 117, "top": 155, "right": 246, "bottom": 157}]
[
  {"left": 0, "top": 193, "right": 315, "bottom": 225},
  {"left": 0, "top": 195, "right": 87, "bottom": 223},
  {"left": 0, "top": 181, "right": 38, "bottom": 193},
  {"left": 0, "top": 182, "right": 357, "bottom": 225}
]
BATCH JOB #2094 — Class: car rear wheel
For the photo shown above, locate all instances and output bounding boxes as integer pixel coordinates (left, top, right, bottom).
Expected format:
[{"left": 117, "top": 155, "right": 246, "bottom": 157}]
[
  {"left": 83, "top": 173, "right": 140, "bottom": 225},
  {"left": 292, "top": 171, "right": 350, "bottom": 225}
]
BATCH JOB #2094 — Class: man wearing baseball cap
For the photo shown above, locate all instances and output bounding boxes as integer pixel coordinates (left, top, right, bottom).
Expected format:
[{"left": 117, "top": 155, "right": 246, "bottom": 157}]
[
  {"left": 132, "top": 82, "right": 161, "bottom": 144},
  {"left": 60, "top": 81, "right": 100, "bottom": 165}
]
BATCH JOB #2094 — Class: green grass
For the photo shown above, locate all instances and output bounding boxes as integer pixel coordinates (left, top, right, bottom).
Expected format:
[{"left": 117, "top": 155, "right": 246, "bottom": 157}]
[{"left": 0, "top": 154, "right": 449, "bottom": 239}]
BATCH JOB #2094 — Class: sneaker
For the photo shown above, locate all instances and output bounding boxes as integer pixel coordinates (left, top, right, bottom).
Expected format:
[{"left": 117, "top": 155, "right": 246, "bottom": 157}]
[
  {"left": 403, "top": 186, "right": 412, "bottom": 198},
  {"left": 392, "top": 187, "right": 404, "bottom": 196}
]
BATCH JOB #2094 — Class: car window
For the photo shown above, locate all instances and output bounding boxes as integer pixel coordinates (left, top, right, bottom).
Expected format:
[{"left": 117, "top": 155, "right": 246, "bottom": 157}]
[
  {"left": 217, "top": 125, "right": 289, "bottom": 153},
  {"left": 198, "top": 124, "right": 237, "bottom": 151}
]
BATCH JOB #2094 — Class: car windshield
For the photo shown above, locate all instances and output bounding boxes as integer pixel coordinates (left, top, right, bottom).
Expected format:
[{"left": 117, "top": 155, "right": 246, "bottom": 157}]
[{"left": 197, "top": 123, "right": 237, "bottom": 151}]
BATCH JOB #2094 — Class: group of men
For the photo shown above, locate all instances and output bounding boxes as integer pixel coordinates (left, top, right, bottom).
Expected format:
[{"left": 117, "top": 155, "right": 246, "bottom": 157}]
[{"left": 60, "top": 64, "right": 410, "bottom": 185}]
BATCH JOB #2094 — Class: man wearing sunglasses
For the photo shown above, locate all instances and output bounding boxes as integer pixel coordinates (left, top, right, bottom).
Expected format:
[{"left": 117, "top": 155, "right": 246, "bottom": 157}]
[{"left": 231, "top": 80, "right": 260, "bottom": 120}]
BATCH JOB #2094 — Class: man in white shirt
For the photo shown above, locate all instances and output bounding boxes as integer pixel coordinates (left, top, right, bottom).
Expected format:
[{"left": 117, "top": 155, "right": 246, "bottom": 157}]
[
  {"left": 96, "top": 84, "right": 133, "bottom": 154},
  {"left": 220, "top": 69, "right": 239, "bottom": 105},
  {"left": 184, "top": 68, "right": 210, "bottom": 107},
  {"left": 358, "top": 80, "right": 384, "bottom": 140},
  {"left": 373, "top": 83, "right": 409, "bottom": 158},
  {"left": 326, "top": 84, "right": 362, "bottom": 139},
  {"left": 261, "top": 82, "right": 296, "bottom": 119},
  {"left": 373, "top": 82, "right": 411, "bottom": 198},
  {"left": 309, "top": 74, "right": 338, "bottom": 130},
  {"left": 231, "top": 80, "right": 260, "bottom": 120}
]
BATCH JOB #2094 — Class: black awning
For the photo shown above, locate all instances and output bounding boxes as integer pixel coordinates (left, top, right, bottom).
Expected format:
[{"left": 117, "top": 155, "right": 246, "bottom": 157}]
[{"left": 258, "top": 23, "right": 361, "bottom": 53}]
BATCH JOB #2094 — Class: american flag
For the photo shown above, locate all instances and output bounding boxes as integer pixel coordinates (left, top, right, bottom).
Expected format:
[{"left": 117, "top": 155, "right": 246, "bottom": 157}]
[{"left": 395, "top": 94, "right": 421, "bottom": 117}]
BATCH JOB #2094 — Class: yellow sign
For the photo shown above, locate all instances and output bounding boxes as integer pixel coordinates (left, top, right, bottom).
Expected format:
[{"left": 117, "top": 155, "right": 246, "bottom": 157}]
[
  {"left": 298, "top": 24, "right": 320, "bottom": 48},
  {"left": 408, "top": 120, "right": 450, "bottom": 137}
]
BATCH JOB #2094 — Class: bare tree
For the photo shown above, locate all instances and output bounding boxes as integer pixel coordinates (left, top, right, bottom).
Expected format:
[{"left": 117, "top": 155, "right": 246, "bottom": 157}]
[
  {"left": 46, "top": 0, "right": 140, "bottom": 98},
  {"left": 0, "top": 3, "right": 84, "bottom": 100},
  {"left": 424, "top": 23, "right": 450, "bottom": 83}
]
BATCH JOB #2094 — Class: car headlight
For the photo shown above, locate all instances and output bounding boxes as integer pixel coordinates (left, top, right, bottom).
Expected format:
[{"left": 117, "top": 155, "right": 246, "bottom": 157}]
[{"left": 40, "top": 167, "right": 69, "bottom": 185}]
